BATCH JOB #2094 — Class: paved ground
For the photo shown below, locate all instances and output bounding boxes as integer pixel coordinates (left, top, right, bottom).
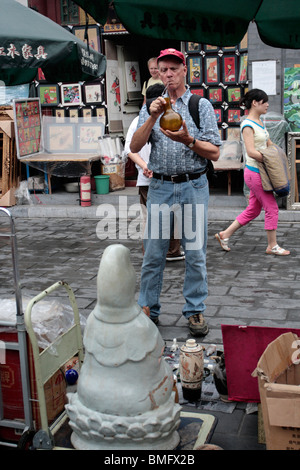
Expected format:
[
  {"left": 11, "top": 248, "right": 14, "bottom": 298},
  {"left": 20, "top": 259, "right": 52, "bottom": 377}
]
[{"left": 1, "top": 190, "right": 300, "bottom": 451}]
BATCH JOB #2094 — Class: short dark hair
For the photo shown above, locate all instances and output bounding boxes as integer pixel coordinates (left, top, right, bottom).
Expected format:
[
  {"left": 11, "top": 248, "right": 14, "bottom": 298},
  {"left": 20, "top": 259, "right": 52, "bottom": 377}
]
[
  {"left": 240, "top": 88, "right": 268, "bottom": 109},
  {"left": 146, "top": 83, "right": 165, "bottom": 99}
]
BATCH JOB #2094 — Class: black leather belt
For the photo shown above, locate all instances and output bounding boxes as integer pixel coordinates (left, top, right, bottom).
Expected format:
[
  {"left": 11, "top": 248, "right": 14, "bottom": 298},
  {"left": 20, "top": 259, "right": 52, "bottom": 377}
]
[{"left": 152, "top": 169, "right": 206, "bottom": 183}]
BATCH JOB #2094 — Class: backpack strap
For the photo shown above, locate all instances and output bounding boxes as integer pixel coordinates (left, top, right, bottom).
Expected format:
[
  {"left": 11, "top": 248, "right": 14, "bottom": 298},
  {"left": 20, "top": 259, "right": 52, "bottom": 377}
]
[{"left": 188, "top": 94, "right": 201, "bottom": 129}]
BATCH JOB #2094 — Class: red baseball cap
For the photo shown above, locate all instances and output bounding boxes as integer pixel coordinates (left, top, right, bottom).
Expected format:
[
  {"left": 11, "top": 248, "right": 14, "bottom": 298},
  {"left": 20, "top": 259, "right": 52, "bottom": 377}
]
[{"left": 157, "top": 48, "right": 186, "bottom": 65}]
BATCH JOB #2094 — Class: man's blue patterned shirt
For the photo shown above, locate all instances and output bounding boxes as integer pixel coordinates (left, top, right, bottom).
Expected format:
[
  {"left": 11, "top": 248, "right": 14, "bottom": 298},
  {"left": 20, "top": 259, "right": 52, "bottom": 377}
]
[{"left": 137, "top": 87, "right": 222, "bottom": 175}]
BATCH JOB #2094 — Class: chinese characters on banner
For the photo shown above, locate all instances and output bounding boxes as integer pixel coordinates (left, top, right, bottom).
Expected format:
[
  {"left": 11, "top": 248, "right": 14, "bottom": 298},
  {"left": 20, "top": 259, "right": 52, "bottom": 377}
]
[{"left": 0, "top": 43, "right": 47, "bottom": 60}]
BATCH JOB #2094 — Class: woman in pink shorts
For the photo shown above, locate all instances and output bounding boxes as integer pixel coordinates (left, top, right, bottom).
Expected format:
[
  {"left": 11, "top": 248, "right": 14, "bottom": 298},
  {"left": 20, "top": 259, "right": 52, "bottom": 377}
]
[{"left": 215, "top": 89, "right": 290, "bottom": 256}]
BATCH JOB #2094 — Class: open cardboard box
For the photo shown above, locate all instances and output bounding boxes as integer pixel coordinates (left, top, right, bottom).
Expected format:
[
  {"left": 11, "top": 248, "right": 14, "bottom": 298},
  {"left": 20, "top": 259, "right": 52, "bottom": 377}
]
[{"left": 252, "top": 332, "right": 300, "bottom": 450}]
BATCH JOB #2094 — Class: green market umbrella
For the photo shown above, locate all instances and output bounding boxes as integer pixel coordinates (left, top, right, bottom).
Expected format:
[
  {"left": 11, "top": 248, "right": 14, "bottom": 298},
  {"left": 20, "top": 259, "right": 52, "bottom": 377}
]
[
  {"left": 73, "top": 0, "right": 300, "bottom": 49},
  {"left": 0, "top": 0, "right": 106, "bottom": 86}
]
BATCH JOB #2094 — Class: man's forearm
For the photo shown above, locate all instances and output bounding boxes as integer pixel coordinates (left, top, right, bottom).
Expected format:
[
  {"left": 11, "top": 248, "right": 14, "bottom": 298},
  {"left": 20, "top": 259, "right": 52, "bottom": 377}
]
[{"left": 130, "top": 116, "right": 157, "bottom": 153}]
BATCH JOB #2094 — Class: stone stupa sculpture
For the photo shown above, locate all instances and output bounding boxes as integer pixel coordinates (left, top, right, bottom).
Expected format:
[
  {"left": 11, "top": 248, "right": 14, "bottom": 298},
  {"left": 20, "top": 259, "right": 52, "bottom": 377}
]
[{"left": 66, "top": 244, "right": 181, "bottom": 450}]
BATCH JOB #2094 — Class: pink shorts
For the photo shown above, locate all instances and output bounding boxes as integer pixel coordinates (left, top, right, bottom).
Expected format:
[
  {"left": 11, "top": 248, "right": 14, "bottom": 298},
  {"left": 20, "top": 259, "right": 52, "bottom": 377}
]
[{"left": 236, "top": 167, "right": 278, "bottom": 230}]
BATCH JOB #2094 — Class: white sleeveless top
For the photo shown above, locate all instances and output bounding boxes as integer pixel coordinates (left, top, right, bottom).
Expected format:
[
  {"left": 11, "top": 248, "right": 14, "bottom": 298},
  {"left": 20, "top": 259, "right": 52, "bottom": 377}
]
[{"left": 240, "top": 119, "right": 269, "bottom": 171}]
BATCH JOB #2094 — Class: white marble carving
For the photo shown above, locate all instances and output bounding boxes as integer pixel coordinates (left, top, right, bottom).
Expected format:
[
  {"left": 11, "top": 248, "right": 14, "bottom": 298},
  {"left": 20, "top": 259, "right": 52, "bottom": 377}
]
[{"left": 66, "top": 244, "right": 181, "bottom": 450}]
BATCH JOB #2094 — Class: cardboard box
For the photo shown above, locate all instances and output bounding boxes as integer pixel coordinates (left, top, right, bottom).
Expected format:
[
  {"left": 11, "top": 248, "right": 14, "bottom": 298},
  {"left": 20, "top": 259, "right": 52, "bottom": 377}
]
[{"left": 253, "top": 332, "right": 300, "bottom": 450}]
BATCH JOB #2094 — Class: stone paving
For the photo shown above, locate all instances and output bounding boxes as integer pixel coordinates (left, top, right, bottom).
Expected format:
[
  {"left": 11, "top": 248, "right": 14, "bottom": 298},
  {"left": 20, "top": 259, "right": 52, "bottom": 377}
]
[{"left": 1, "top": 215, "right": 299, "bottom": 346}]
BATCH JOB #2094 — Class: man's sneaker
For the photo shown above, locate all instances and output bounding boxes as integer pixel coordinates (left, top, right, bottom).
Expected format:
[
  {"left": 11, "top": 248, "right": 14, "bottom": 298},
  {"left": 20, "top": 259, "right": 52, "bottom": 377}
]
[
  {"left": 166, "top": 251, "right": 185, "bottom": 262},
  {"left": 188, "top": 313, "right": 209, "bottom": 336}
]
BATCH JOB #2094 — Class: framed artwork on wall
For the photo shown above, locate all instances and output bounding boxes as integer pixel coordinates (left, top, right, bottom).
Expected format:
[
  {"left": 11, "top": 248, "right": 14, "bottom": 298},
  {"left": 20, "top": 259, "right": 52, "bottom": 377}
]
[
  {"left": 226, "top": 127, "right": 241, "bottom": 140},
  {"left": 186, "top": 42, "right": 201, "bottom": 53},
  {"left": 187, "top": 56, "right": 202, "bottom": 84},
  {"left": 239, "top": 54, "right": 248, "bottom": 83},
  {"left": 190, "top": 88, "right": 205, "bottom": 97},
  {"left": 208, "top": 87, "right": 223, "bottom": 104},
  {"left": 37, "top": 84, "right": 59, "bottom": 106},
  {"left": 72, "top": 24, "right": 101, "bottom": 53},
  {"left": 222, "top": 46, "right": 236, "bottom": 52},
  {"left": 83, "top": 82, "right": 102, "bottom": 105},
  {"left": 222, "top": 56, "right": 237, "bottom": 84},
  {"left": 204, "top": 56, "right": 220, "bottom": 84},
  {"left": 226, "top": 86, "right": 242, "bottom": 104},
  {"left": 69, "top": 108, "right": 79, "bottom": 123},
  {"left": 82, "top": 107, "right": 93, "bottom": 122},
  {"left": 227, "top": 108, "right": 241, "bottom": 125},
  {"left": 214, "top": 108, "right": 223, "bottom": 124},
  {"left": 239, "top": 33, "right": 248, "bottom": 52},
  {"left": 54, "top": 107, "right": 66, "bottom": 123},
  {"left": 96, "top": 106, "right": 107, "bottom": 125},
  {"left": 204, "top": 45, "right": 219, "bottom": 53},
  {"left": 61, "top": 83, "right": 82, "bottom": 106}
]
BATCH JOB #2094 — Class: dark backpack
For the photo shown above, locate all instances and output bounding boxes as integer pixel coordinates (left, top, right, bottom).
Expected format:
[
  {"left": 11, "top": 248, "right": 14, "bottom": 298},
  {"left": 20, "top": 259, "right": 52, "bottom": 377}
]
[{"left": 146, "top": 94, "right": 214, "bottom": 177}]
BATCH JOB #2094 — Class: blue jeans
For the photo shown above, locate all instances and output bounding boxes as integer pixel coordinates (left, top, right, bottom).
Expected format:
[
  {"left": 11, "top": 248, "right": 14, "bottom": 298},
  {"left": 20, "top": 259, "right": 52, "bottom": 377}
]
[{"left": 138, "top": 174, "right": 209, "bottom": 319}]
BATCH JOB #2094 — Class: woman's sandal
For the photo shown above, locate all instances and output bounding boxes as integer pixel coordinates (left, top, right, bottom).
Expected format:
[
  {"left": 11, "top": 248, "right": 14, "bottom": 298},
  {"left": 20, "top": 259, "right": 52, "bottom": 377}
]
[
  {"left": 265, "top": 244, "right": 290, "bottom": 256},
  {"left": 215, "top": 233, "right": 230, "bottom": 252}
]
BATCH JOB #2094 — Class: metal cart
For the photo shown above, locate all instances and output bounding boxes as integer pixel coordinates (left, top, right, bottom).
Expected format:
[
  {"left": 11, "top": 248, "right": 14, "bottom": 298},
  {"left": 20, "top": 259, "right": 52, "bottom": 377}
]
[
  {"left": 24, "top": 280, "right": 84, "bottom": 450},
  {"left": 0, "top": 208, "right": 84, "bottom": 450},
  {"left": 0, "top": 207, "right": 34, "bottom": 448}
]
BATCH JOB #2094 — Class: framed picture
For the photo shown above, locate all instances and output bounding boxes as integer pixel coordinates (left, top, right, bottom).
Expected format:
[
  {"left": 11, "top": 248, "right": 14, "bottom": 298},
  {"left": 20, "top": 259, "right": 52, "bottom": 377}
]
[
  {"left": 13, "top": 98, "right": 42, "bottom": 158},
  {"left": 239, "top": 33, "right": 248, "bottom": 52},
  {"left": 72, "top": 24, "right": 101, "bottom": 53},
  {"left": 186, "top": 42, "right": 201, "bottom": 53},
  {"left": 222, "top": 46, "right": 236, "bottom": 52},
  {"left": 238, "top": 54, "right": 248, "bottom": 83},
  {"left": 82, "top": 107, "right": 93, "bottom": 122},
  {"left": 227, "top": 108, "right": 241, "bottom": 125},
  {"left": 187, "top": 56, "right": 202, "bottom": 84},
  {"left": 45, "top": 124, "right": 76, "bottom": 153},
  {"left": 61, "top": 83, "right": 82, "bottom": 106},
  {"left": 77, "top": 123, "right": 105, "bottom": 152},
  {"left": 204, "top": 56, "right": 220, "bottom": 84},
  {"left": 190, "top": 88, "right": 205, "bottom": 97},
  {"left": 204, "top": 45, "right": 219, "bottom": 52},
  {"left": 225, "top": 127, "right": 241, "bottom": 140},
  {"left": 222, "top": 55, "right": 237, "bottom": 84},
  {"left": 96, "top": 106, "right": 107, "bottom": 125},
  {"left": 214, "top": 108, "right": 223, "bottom": 124},
  {"left": 208, "top": 87, "right": 223, "bottom": 104},
  {"left": 83, "top": 82, "right": 102, "bottom": 105},
  {"left": 54, "top": 107, "right": 66, "bottom": 123},
  {"left": 69, "top": 108, "right": 79, "bottom": 123},
  {"left": 227, "top": 87, "right": 242, "bottom": 104},
  {"left": 37, "top": 84, "right": 59, "bottom": 106}
]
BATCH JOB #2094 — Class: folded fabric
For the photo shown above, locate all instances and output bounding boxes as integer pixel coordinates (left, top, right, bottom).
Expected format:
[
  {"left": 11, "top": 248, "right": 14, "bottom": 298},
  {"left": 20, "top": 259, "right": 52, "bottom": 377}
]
[{"left": 258, "top": 144, "right": 291, "bottom": 196}]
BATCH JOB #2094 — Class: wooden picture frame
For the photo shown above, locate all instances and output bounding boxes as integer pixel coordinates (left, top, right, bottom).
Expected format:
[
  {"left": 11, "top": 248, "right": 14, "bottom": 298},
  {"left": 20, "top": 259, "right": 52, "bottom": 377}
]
[
  {"left": 190, "top": 88, "right": 205, "bottom": 98},
  {"left": 61, "top": 83, "right": 82, "bottom": 106},
  {"left": 227, "top": 108, "right": 241, "bottom": 125},
  {"left": 222, "top": 55, "right": 237, "bottom": 84},
  {"left": 214, "top": 108, "right": 223, "bottom": 124},
  {"left": 13, "top": 98, "right": 42, "bottom": 158},
  {"left": 77, "top": 123, "right": 105, "bottom": 152},
  {"left": 45, "top": 124, "right": 76, "bottom": 153},
  {"left": 226, "top": 86, "right": 242, "bottom": 104},
  {"left": 208, "top": 87, "right": 223, "bottom": 104},
  {"left": 187, "top": 56, "right": 202, "bottom": 84},
  {"left": 204, "top": 56, "right": 220, "bottom": 84},
  {"left": 186, "top": 42, "right": 201, "bottom": 53},
  {"left": 72, "top": 24, "right": 101, "bottom": 53},
  {"left": 238, "top": 54, "right": 248, "bottom": 83},
  {"left": 83, "top": 82, "right": 103, "bottom": 105},
  {"left": 37, "top": 84, "right": 59, "bottom": 106}
]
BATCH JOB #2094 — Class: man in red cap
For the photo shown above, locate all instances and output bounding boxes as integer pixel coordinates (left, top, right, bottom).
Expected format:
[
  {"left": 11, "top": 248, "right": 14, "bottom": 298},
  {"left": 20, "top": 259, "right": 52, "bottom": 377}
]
[{"left": 130, "top": 47, "right": 221, "bottom": 336}]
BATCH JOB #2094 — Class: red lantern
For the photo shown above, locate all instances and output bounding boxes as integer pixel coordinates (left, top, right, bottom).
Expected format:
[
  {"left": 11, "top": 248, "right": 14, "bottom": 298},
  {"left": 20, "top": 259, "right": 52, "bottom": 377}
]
[{"left": 80, "top": 176, "right": 91, "bottom": 207}]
